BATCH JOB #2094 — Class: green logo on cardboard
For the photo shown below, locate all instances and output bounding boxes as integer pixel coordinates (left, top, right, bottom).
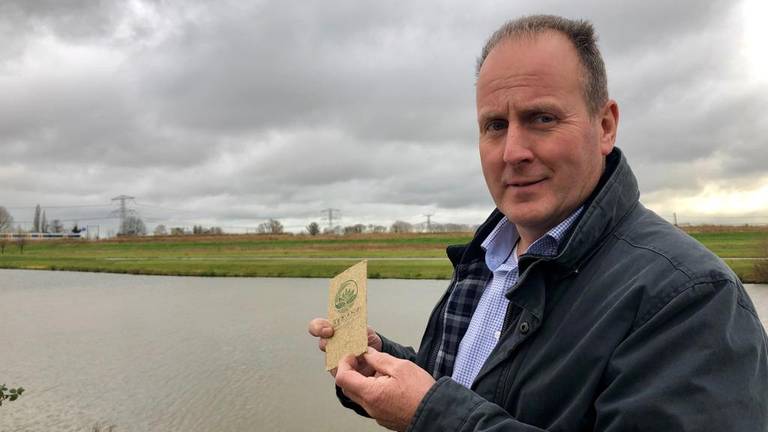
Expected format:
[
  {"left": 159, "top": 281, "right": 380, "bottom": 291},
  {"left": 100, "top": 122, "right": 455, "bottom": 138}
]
[{"left": 334, "top": 280, "right": 358, "bottom": 313}]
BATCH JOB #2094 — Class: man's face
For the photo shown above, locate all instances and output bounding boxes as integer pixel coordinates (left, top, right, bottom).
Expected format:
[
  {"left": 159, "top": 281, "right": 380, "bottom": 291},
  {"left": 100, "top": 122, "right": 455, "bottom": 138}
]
[{"left": 476, "top": 31, "right": 617, "bottom": 237}]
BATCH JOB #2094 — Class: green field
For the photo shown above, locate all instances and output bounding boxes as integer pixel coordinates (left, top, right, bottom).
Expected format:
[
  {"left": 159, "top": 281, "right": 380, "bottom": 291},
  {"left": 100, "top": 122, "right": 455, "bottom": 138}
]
[{"left": 0, "top": 229, "right": 766, "bottom": 282}]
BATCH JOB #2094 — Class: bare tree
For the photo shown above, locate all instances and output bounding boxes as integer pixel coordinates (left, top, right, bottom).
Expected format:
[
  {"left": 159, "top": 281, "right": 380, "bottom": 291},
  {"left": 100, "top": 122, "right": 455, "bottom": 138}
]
[
  {"left": 32, "top": 204, "right": 41, "bottom": 232},
  {"left": 257, "top": 219, "right": 284, "bottom": 234},
  {"left": 121, "top": 216, "right": 147, "bottom": 236},
  {"left": 390, "top": 220, "right": 413, "bottom": 233},
  {"left": 49, "top": 219, "right": 64, "bottom": 233},
  {"left": 306, "top": 222, "right": 320, "bottom": 236},
  {"left": 15, "top": 228, "right": 27, "bottom": 254},
  {"left": 0, "top": 206, "right": 14, "bottom": 232},
  {"left": 343, "top": 224, "right": 366, "bottom": 235},
  {"left": 368, "top": 224, "right": 387, "bottom": 233},
  {"left": 154, "top": 224, "right": 168, "bottom": 236},
  {"left": 442, "top": 223, "right": 472, "bottom": 232},
  {"left": 323, "top": 226, "right": 341, "bottom": 235},
  {"left": 41, "top": 211, "right": 48, "bottom": 233},
  {"left": 0, "top": 237, "right": 7, "bottom": 254}
]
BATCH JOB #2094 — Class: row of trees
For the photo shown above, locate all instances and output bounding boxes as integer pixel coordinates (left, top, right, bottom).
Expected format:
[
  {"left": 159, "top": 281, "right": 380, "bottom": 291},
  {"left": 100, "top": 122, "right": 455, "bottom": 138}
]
[
  {"left": 304, "top": 220, "right": 474, "bottom": 235},
  {"left": 141, "top": 219, "right": 469, "bottom": 237},
  {"left": 150, "top": 220, "right": 284, "bottom": 236},
  {"left": 120, "top": 216, "right": 146, "bottom": 236},
  {"left": 31, "top": 204, "right": 69, "bottom": 234},
  {"left": 2, "top": 205, "right": 472, "bottom": 238},
  {"left": 0, "top": 205, "right": 82, "bottom": 235},
  {"left": 0, "top": 206, "right": 13, "bottom": 233}
]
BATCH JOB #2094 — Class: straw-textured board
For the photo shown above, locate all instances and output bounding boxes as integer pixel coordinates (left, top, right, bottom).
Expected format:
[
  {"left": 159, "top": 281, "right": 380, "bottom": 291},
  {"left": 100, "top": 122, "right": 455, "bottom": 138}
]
[{"left": 325, "top": 260, "right": 368, "bottom": 370}]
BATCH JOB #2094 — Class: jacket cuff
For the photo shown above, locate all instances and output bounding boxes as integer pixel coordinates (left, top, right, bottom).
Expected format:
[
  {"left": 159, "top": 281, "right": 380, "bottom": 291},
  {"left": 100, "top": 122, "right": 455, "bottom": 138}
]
[
  {"left": 407, "top": 377, "right": 485, "bottom": 432},
  {"left": 379, "top": 333, "right": 398, "bottom": 355},
  {"left": 335, "top": 384, "right": 371, "bottom": 418},
  {"left": 379, "top": 333, "right": 417, "bottom": 362}
]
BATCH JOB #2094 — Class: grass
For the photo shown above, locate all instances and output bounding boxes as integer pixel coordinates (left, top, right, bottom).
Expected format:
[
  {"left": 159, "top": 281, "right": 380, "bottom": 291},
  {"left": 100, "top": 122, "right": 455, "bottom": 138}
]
[
  {"left": 686, "top": 231, "right": 768, "bottom": 258},
  {"left": 0, "top": 256, "right": 454, "bottom": 279},
  {"left": 0, "top": 228, "right": 766, "bottom": 282},
  {"left": 1, "top": 233, "right": 471, "bottom": 259}
]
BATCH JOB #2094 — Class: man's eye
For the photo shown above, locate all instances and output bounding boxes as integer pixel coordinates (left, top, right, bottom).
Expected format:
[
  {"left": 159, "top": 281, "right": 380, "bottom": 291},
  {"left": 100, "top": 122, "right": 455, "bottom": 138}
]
[
  {"left": 533, "top": 114, "right": 556, "bottom": 124},
  {"left": 486, "top": 119, "right": 508, "bottom": 132}
]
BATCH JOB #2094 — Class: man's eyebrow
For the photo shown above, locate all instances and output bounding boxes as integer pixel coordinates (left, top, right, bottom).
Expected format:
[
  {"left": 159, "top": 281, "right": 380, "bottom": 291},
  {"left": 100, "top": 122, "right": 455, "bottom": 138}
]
[
  {"left": 477, "top": 102, "right": 563, "bottom": 121},
  {"left": 477, "top": 107, "right": 508, "bottom": 122},
  {"left": 516, "top": 101, "right": 563, "bottom": 114}
]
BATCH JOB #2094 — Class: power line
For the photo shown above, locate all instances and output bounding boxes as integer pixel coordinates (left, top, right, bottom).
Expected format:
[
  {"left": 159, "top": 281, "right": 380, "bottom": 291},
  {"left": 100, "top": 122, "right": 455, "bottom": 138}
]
[
  {"left": 13, "top": 216, "right": 116, "bottom": 223},
  {"left": 111, "top": 195, "right": 136, "bottom": 235},
  {"left": 423, "top": 213, "right": 434, "bottom": 232},
  {"left": 134, "top": 202, "right": 199, "bottom": 213},
  {"left": 2, "top": 204, "right": 112, "bottom": 210},
  {"left": 321, "top": 208, "right": 341, "bottom": 232}
]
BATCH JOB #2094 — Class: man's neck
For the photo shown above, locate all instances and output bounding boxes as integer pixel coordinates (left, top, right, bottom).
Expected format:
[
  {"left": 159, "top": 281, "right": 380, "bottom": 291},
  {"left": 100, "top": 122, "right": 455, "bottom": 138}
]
[
  {"left": 513, "top": 209, "right": 582, "bottom": 257},
  {"left": 515, "top": 230, "right": 538, "bottom": 257}
]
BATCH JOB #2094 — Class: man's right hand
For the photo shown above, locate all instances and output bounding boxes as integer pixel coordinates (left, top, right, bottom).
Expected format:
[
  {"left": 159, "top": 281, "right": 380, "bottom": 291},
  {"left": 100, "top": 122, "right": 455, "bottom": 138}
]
[{"left": 307, "top": 318, "right": 383, "bottom": 375}]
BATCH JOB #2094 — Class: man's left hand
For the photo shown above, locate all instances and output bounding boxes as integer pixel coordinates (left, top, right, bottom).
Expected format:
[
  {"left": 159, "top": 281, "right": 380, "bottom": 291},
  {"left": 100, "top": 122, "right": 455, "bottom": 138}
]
[{"left": 335, "top": 348, "right": 436, "bottom": 431}]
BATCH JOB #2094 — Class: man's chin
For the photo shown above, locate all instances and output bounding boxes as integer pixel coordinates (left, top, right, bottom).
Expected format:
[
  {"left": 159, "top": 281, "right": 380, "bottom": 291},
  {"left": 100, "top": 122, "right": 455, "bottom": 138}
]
[
  {"left": 498, "top": 206, "right": 555, "bottom": 232},
  {"left": 500, "top": 208, "right": 545, "bottom": 227}
]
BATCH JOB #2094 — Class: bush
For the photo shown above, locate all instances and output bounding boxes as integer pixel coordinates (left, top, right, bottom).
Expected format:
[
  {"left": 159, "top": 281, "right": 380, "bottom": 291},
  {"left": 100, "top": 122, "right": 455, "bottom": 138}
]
[{"left": 0, "top": 384, "right": 25, "bottom": 406}]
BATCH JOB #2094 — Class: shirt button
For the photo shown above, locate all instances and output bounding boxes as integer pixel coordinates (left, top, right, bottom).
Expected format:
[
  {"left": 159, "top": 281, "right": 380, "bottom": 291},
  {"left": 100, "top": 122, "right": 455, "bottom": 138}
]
[{"left": 519, "top": 321, "right": 530, "bottom": 334}]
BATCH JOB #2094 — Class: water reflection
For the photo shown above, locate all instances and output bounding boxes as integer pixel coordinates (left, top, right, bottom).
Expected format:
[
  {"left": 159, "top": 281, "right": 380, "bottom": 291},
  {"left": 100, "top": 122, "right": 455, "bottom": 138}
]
[{"left": 0, "top": 270, "right": 765, "bottom": 431}]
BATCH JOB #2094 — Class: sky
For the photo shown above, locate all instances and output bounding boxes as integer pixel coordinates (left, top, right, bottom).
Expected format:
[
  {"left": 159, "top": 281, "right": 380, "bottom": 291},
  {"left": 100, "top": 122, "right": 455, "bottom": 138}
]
[{"left": 1, "top": 0, "right": 767, "bottom": 234}]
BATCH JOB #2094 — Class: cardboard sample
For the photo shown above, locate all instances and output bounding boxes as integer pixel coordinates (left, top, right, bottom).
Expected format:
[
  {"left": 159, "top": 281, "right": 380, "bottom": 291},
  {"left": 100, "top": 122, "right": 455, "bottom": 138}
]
[{"left": 325, "top": 260, "right": 368, "bottom": 371}]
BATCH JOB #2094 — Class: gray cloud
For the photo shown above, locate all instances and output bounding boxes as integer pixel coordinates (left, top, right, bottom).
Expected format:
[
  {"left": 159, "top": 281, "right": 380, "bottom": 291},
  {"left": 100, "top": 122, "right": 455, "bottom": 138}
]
[{"left": 1, "top": 0, "right": 766, "bottom": 231}]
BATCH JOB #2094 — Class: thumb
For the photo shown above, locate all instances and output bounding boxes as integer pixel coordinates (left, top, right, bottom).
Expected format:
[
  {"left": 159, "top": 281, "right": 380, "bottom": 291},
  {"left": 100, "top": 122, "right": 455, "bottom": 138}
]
[{"left": 363, "top": 347, "right": 400, "bottom": 376}]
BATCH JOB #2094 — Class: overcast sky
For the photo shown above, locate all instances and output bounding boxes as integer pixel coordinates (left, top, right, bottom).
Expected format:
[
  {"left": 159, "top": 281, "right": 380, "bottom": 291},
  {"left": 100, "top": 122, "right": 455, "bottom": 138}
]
[{"left": 1, "top": 0, "right": 767, "bottom": 233}]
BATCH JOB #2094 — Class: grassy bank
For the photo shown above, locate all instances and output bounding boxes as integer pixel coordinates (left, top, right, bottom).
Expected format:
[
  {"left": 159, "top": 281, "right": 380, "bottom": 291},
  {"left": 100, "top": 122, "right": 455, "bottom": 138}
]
[{"left": 0, "top": 229, "right": 766, "bottom": 282}]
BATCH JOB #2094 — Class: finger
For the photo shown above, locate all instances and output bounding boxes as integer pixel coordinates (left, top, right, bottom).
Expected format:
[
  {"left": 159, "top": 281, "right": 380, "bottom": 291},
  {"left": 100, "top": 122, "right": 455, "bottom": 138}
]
[
  {"left": 318, "top": 338, "right": 328, "bottom": 352},
  {"left": 355, "top": 354, "right": 376, "bottom": 377},
  {"left": 366, "top": 327, "right": 382, "bottom": 350},
  {"left": 308, "top": 318, "right": 334, "bottom": 337},
  {"left": 335, "top": 355, "right": 370, "bottom": 399},
  {"left": 366, "top": 326, "right": 377, "bottom": 338},
  {"left": 308, "top": 318, "right": 331, "bottom": 336},
  {"left": 362, "top": 348, "right": 401, "bottom": 376},
  {"left": 329, "top": 367, "right": 337, "bottom": 378}
]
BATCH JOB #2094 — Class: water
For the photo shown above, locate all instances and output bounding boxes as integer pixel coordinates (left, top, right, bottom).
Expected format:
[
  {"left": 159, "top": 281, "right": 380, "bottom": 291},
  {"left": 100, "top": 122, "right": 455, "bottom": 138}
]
[{"left": 1, "top": 270, "right": 766, "bottom": 431}]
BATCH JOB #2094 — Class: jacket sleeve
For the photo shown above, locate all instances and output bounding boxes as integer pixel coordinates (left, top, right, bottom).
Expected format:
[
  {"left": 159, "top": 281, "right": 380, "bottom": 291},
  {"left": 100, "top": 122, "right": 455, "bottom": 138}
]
[
  {"left": 379, "top": 333, "right": 418, "bottom": 362},
  {"left": 408, "top": 377, "right": 550, "bottom": 431},
  {"left": 335, "top": 333, "right": 419, "bottom": 417},
  {"left": 406, "top": 278, "right": 768, "bottom": 431},
  {"left": 593, "top": 277, "right": 768, "bottom": 431}
]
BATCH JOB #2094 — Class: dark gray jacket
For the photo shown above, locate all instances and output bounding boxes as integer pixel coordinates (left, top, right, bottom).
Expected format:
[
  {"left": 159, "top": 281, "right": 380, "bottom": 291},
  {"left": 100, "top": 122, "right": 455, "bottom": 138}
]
[{"left": 341, "top": 148, "right": 768, "bottom": 431}]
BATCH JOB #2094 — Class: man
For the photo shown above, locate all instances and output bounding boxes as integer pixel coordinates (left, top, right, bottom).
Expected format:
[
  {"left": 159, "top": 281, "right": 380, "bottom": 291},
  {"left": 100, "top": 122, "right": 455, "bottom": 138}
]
[{"left": 309, "top": 15, "right": 768, "bottom": 431}]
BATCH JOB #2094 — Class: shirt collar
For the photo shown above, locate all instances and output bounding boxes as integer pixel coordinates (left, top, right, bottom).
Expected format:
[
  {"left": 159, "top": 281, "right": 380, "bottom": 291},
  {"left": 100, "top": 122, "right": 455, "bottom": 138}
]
[{"left": 481, "top": 207, "right": 583, "bottom": 272}]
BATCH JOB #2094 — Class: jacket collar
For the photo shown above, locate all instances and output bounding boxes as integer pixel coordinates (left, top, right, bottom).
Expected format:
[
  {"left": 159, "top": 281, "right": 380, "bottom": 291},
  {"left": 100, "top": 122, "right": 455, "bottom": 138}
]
[
  {"left": 549, "top": 147, "right": 639, "bottom": 272},
  {"left": 449, "top": 147, "right": 639, "bottom": 275}
]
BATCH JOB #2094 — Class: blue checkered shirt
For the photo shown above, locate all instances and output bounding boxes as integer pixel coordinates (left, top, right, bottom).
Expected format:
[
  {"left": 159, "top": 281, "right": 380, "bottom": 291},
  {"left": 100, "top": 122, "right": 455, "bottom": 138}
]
[{"left": 450, "top": 208, "right": 583, "bottom": 388}]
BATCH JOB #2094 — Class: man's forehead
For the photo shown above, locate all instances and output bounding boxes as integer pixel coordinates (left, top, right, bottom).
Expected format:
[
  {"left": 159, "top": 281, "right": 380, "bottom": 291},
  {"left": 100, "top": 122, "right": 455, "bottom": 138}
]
[
  {"left": 478, "top": 31, "right": 581, "bottom": 81},
  {"left": 476, "top": 32, "right": 584, "bottom": 107}
]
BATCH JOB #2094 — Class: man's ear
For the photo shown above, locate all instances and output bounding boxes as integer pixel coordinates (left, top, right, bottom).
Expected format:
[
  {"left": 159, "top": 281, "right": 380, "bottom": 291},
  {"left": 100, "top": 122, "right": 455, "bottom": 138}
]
[{"left": 598, "top": 100, "right": 619, "bottom": 155}]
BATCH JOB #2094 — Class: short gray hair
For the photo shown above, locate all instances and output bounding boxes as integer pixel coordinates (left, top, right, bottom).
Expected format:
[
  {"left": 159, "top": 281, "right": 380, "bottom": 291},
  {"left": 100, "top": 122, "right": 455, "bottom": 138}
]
[{"left": 476, "top": 15, "right": 608, "bottom": 116}]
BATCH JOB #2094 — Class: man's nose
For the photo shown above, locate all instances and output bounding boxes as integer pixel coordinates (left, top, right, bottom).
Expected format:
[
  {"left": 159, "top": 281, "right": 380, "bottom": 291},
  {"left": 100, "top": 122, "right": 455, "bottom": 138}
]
[{"left": 502, "top": 124, "right": 534, "bottom": 165}]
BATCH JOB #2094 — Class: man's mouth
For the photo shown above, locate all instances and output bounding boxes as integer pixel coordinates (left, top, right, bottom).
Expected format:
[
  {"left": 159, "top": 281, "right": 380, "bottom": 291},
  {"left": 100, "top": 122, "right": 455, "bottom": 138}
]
[{"left": 507, "top": 178, "right": 546, "bottom": 188}]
